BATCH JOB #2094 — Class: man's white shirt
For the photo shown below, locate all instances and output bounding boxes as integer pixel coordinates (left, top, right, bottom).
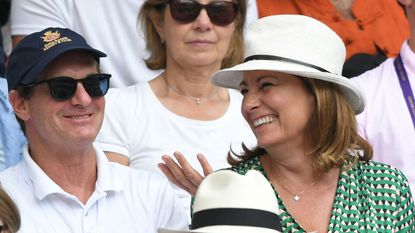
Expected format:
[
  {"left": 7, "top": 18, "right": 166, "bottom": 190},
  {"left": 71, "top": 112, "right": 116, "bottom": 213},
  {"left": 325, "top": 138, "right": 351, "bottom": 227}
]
[{"left": 0, "top": 144, "right": 188, "bottom": 233}]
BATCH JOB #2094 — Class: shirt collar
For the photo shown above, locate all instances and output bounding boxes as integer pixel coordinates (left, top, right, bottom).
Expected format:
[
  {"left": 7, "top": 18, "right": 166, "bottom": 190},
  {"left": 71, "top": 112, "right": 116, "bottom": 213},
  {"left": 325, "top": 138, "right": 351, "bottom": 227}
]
[
  {"left": 24, "top": 143, "right": 124, "bottom": 201},
  {"left": 94, "top": 143, "right": 123, "bottom": 193}
]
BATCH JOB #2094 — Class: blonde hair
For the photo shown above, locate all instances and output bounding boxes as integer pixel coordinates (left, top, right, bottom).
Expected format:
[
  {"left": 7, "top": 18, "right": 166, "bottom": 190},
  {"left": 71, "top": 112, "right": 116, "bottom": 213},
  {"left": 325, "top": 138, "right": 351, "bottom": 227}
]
[
  {"left": 138, "top": 0, "right": 246, "bottom": 70},
  {"left": 229, "top": 78, "right": 372, "bottom": 174},
  {"left": 0, "top": 187, "right": 20, "bottom": 233}
]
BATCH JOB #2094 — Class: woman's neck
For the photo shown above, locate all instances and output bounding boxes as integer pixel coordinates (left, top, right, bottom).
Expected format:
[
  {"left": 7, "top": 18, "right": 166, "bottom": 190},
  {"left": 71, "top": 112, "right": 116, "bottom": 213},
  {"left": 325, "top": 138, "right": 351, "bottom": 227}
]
[
  {"left": 260, "top": 150, "right": 316, "bottom": 186},
  {"left": 161, "top": 70, "right": 219, "bottom": 98}
]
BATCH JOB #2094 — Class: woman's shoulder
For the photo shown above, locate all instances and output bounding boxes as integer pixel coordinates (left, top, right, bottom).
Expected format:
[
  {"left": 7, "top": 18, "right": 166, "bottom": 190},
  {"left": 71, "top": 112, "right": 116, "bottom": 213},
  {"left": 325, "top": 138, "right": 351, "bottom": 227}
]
[
  {"left": 354, "top": 160, "right": 408, "bottom": 179},
  {"left": 105, "top": 82, "right": 152, "bottom": 109},
  {"left": 345, "top": 160, "right": 411, "bottom": 195},
  {"left": 107, "top": 82, "right": 149, "bottom": 98}
]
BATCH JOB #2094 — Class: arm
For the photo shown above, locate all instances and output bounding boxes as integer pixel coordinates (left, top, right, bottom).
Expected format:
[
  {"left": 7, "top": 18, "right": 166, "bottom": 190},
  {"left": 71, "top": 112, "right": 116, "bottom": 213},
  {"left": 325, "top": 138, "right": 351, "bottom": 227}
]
[
  {"left": 158, "top": 152, "right": 213, "bottom": 196},
  {"left": 10, "top": 0, "right": 70, "bottom": 47},
  {"left": 393, "top": 170, "right": 415, "bottom": 232},
  {"left": 245, "top": 0, "right": 259, "bottom": 30},
  {"left": 105, "top": 151, "right": 129, "bottom": 166}
]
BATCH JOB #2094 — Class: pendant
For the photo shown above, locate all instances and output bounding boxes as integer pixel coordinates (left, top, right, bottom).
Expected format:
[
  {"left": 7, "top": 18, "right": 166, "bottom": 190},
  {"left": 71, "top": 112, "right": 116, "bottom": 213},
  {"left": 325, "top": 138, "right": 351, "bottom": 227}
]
[
  {"left": 195, "top": 98, "right": 201, "bottom": 105},
  {"left": 293, "top": 195, "right": 300, "bottom": 201}
]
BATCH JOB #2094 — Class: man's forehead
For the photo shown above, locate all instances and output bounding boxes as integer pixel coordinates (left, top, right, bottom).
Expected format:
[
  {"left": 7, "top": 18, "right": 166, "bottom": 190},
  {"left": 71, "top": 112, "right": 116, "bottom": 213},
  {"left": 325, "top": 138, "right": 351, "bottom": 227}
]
[{"left": 39, "top": 52, "right": 99, "bottom": 80}]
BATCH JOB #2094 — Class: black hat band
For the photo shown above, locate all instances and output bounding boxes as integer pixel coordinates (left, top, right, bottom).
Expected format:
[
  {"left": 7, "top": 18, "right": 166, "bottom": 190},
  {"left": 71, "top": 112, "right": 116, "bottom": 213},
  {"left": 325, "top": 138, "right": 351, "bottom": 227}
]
[
  {"left": 244, "top": 55, "right": 330, "bottom": 73},
  {"left": 191, "top": 208, "right": 282, "bottom": 231}
]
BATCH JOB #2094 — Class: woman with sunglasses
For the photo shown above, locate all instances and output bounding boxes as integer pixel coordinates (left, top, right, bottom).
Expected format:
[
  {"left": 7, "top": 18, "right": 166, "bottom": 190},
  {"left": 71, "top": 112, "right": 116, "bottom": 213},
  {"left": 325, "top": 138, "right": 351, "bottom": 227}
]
[
  {"left": 0, "top": 187, "right": 20, "bottom": 233},
  {"left": 97, "top": 0, "right": 255, "bottom": 217}
]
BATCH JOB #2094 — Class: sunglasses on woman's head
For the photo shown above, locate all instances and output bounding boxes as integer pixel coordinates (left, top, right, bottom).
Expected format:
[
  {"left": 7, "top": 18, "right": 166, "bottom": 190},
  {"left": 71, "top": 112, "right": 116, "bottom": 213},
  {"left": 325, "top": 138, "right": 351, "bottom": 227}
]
[
  {"left": 22, "top": 73, "right": 111, "bottom": 101},
  {"left": 168, "top": 0, "right": 239, "bottom": 26}
]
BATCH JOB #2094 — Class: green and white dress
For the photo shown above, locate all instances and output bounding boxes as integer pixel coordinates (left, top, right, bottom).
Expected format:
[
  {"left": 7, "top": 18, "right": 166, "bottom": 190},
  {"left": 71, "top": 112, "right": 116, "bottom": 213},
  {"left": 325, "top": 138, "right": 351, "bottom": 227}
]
[{"left": 229, "top": 156, "right": 415, "bottom": 233}]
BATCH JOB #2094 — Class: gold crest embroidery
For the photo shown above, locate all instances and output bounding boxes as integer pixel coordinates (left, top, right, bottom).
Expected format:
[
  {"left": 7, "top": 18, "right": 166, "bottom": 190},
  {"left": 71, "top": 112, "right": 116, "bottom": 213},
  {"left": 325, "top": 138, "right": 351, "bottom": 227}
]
[
  {"left": 41, "top": 30, "right": 72, "bottom": 51},
  {"left": 41, "top": 31, "right": 61, "bottom": 42}
]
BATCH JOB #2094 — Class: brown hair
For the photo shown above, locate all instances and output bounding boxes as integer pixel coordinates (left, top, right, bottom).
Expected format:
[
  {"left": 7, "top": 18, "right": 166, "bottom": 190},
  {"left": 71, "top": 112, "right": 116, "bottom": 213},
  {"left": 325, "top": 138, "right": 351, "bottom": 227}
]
[
  {"left": 138, "top": 0, "right": 246, "bottom": 70},
  {"left": 229, "top": 78, "right": 372, "bottom": 174},
  {"left": 0, "top": 187, "right": 20, "bottom": 233}
]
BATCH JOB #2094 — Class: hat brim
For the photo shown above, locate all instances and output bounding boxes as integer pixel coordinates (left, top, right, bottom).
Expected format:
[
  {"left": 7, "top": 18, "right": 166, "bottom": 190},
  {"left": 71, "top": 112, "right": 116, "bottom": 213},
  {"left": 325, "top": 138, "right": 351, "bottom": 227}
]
[
  {"left": 211, "top": 59, "right": 364, "bottom": 114},
  {"left": 158, "top": 225, "right": 281, "bottom": 233},
  {"left": 19, "top": 45, "right": 106, "bottom": 86}
]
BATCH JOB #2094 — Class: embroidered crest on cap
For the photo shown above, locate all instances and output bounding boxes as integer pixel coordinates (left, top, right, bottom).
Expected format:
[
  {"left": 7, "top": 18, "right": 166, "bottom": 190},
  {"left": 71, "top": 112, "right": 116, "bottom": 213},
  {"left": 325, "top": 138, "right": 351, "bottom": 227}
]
[{"left": 41, "top": 30, "right": 72, "bottom": 51}]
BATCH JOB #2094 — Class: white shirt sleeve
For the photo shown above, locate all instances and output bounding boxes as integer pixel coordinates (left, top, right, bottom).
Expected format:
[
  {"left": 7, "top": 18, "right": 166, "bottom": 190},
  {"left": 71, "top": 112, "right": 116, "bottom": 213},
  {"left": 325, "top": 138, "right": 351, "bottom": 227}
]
[
  {"left": 96, "top": 86, "right": 144, "bottom": 158},
  {"left": 10, "top": 0, "right": 72, "bottom": 35},
  {"left": 151, "top": 176, "right": 189, "bottom": 231},
  {"left": 245, "top": 0, "right": 259, "bottom": 30}
]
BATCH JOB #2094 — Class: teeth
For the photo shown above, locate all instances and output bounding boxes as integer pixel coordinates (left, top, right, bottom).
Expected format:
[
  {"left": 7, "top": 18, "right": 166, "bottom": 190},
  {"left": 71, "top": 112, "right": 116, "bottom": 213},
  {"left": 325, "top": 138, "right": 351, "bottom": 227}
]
[
  {"left": 69, "top": 114, "right": 90, "bottom": 119},
  {"left": 253, "top": 116, "right": 277, "bottom": 127}
]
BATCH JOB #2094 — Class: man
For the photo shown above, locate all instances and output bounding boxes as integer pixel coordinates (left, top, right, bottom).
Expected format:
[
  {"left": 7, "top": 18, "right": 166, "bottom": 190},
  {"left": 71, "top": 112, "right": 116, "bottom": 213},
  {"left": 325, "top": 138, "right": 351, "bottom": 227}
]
[
  {"left": 351, "top": 0, "right": 415, "bottom": 197},
  {"left": 0, "top": 27, "right": 188, "bottom": 233}
]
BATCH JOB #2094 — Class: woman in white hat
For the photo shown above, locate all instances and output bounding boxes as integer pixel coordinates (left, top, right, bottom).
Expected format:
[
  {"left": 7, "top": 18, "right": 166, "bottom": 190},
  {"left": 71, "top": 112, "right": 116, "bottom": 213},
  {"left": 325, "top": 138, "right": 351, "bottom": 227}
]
[{"left": 161, "top": 14, "right": 415, "bottom": 232}]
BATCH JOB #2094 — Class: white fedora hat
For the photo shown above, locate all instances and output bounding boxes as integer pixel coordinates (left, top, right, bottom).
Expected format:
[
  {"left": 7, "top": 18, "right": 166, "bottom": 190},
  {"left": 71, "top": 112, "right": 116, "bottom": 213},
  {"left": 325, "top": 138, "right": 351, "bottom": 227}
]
[
  {"left": 158, "top": 170, "right": 282, "bottom": 233},
  {"left": 212, "top": 15, "right": 365, "bottom": 114}
]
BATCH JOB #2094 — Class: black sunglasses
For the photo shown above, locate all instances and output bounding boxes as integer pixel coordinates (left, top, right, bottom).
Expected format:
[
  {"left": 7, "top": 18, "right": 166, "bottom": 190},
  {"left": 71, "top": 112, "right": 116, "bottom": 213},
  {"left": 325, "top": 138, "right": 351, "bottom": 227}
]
[
  {"left": 168, "top": 0, "right": 239, "bottom": 26},
  {"left": 22, "top": 73, "right": 111, "bottom": 101}
]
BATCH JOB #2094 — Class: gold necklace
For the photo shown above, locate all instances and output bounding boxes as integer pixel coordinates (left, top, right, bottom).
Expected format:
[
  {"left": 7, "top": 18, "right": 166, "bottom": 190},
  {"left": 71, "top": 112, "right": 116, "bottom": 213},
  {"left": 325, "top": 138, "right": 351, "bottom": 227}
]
[
  {"left": 162, "top": 74, "right": 219, "bottom": 105},
  {"left": 278, "top": 181, "right": 317, "bottom": 202}
]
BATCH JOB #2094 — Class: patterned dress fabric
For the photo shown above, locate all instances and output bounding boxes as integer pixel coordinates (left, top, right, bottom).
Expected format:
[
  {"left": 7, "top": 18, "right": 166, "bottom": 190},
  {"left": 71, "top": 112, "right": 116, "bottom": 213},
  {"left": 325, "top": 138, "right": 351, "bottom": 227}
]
[{"left": 229, "top": 156, "right": 415, "bottom": 232}]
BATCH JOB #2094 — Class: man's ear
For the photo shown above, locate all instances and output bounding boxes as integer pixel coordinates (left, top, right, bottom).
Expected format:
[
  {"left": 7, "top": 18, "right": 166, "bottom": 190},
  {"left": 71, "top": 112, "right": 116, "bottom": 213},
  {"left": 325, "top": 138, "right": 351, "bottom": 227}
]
[{"left": 8, "top": 90, "right": 30, "bottom": 121}]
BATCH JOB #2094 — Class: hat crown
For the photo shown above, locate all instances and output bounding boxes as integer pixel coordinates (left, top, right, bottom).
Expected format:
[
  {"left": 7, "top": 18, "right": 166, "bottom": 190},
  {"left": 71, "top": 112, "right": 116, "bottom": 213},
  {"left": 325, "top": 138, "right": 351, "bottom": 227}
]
[
  {"left": 158, "top": 170, "right": 282, "bottom": 233},
  {"left": 193, "top": 170, "right": 278, "bottom": 214},
  {"left": 211, "top": 15, "right": 365, "bottom": 114},
  {"left": 244, "top": 15, "right": 346, "bottom": 75}
]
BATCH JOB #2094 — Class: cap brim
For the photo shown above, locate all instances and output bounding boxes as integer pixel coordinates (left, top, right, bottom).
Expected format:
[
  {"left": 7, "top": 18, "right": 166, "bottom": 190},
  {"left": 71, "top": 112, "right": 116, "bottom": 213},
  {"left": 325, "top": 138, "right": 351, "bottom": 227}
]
[
  {"left": 211, "top": 60, "right": 364, "bottom": 114},
  {"left": 19, "top": 45, "right": 106, "bottom": 86}
]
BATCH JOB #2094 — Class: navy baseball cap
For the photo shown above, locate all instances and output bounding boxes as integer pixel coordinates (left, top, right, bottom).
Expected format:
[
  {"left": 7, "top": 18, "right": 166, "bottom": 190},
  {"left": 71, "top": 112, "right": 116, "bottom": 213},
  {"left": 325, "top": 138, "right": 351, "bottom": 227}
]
[{"left": 6, "top": 27, "right": 107, "bottom": 90}]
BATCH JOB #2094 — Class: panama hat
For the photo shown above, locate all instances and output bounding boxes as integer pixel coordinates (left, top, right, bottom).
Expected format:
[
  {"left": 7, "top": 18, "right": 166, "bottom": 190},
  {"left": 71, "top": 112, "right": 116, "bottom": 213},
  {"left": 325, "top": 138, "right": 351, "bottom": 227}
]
[
  {"left": 211, "top": 15, "right": 365, "bottom": 114},
  {"left": 158, "top": 170, "right": 282, "bottom": 233}
]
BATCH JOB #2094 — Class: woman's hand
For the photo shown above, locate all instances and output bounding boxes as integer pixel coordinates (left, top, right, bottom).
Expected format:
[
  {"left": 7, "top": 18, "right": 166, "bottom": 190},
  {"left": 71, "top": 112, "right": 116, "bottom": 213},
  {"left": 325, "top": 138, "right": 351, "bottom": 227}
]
[{"left": 158, "top": 151, "right": 213, "bottom": 196}]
